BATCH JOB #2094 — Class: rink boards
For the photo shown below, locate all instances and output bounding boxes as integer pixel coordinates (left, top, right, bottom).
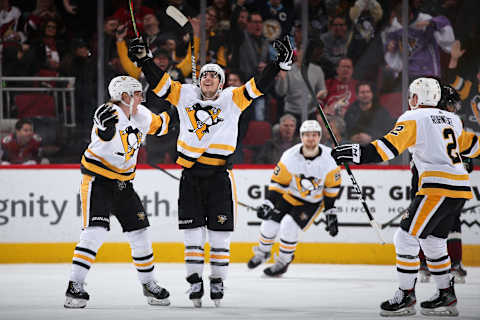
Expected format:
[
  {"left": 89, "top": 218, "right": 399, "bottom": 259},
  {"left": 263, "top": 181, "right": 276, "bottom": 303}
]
[{"left": 1, "top": 165, "right": 479, "bottom": 265}]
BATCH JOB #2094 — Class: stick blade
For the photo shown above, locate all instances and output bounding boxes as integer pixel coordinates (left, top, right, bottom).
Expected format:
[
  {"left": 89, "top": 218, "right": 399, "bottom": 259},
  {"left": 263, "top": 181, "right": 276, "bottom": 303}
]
[{"left": 166, "top": 5, "right": 188, "bottom": 27}]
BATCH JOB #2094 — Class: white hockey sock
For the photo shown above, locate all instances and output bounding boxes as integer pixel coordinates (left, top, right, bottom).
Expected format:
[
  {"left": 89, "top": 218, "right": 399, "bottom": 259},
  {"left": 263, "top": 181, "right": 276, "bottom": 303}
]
[
  {"left": 70, "top": 227, "right": 108, "bottom": 283},
  {"left": 394, "top": 229, "right": 420, "bottom": 290},
  {"left": 258, "top": 219, "right": 280, "bottom": 253},
  {"left": 184, "top": 227, "right": 206, "bottom": 278},
  {"left": 420, "top": 236, "right": 452, "bottom": 289},
  {"left": 278, "top": 215, "right": 299, "bottom": 263},
  {"left": 208, "top": 230, "right": 231, "bottom": 280},
  {"left": 125, "top": 228, "right": 155, "bottom": 284}
]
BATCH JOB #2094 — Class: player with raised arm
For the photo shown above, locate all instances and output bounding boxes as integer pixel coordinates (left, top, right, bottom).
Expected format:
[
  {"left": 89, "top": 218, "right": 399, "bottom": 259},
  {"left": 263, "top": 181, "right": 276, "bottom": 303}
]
[
  {"left": 331, "top": 77, "right": 479, "bottom": 317},
  {"left": 64, "top": 76, "right": 171, "bottom": 308},
  {"left": 247, "top": 120, "right": 341, "bottom": 277},
  {"left": 127, "top": 34, "right": 294, "bottom": 307}
]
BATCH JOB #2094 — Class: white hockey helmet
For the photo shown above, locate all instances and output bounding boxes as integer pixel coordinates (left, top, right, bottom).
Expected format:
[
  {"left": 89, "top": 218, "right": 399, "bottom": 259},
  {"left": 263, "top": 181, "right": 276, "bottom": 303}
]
[
  {"left": 408, "top": 77, "right": 441, "bottom": 109},
  {"left": 108, "top": 76, "right": 142, "bottom": 101},
  {"left": 199, "top": 63, "right": 225, "bottom": 97},
  {"left": 300, "top": 120, "right": 322, "bottom": 137}
]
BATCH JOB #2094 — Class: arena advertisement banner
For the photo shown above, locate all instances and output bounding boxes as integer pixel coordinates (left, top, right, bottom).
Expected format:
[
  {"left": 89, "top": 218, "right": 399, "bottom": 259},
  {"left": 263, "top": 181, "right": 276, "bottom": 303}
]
[{"left": 1, "top": 166, "right": 479, "bottom": 264}]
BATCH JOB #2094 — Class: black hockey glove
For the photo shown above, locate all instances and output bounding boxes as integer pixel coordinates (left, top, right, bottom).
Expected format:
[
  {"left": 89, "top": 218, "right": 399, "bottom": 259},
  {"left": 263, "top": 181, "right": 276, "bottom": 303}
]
[
  {"left": 256, "top": 200, "right": 276, "bottom": 220},
  {"left": 331, "top": 144, "right": 362, "bottom": 165},
  {"left": 273, "top": 35, "right": 294, "bottom": 71},
  {"left": 462, "top": 156, "right": 473, "bottom": 173},
  {"left": 94, "top": 104, "right": 118, "bottom": 131},
  {"left": 128, "top": 37, "right": 151, "bottom": 67},
  {"left": 324, "top": 208, "right": 338, "bottom": 237}
]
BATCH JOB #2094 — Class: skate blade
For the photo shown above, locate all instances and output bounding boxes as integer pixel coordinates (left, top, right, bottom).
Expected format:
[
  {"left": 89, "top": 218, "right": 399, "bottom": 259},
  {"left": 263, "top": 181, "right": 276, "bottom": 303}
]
[
  {"left": 380, "top": 306, "right": 416, "bottom": 317},
  {"left": 147, "top": 297, "right": 170, "bottom": 306},
  {"left": 420, "top": 305, "right": 459, "bottom": 317},
  {"left": 212, "top": 299, "right": 221, "bottom": 307},
  {"left": 64, "top": 297, "right": 87, "bottom": 309},
  {"left": 191, "top": 299, "right": 202, "bottom": 308}
]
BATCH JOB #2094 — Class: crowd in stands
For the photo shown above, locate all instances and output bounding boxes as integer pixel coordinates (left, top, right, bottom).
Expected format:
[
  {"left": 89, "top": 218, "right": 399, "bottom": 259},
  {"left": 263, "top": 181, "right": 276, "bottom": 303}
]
[{"left": 0, "top": 0, "right": 479, "bottom": 165}]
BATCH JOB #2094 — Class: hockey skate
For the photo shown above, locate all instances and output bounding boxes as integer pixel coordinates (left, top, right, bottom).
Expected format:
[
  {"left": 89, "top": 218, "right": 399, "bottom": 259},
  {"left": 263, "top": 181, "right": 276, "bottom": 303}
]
[
  {"left": 419, "top": 260, "right": 431, "bottom": 283},
  {"left": 247, "top": 246, "right": 271, "bottom": 269},
  {"left": 186, "top": 273, "right": 204, "bottom": 308},
  {"left": 420, "top": 279, "right": 458, "bottom": 316},
  {"left": 380, "top": 287, "right": 416, "bottom": 317},
  {"left": 64, "top": 280, "right": 89, "bottom": 308},
  {"left": 263, "top": 255, "right": 293, "bottom": 277},
  {"left": 209, "top": 277, "right": 224, "bottom": 307},
  {"left": 142, "top": 281, "right": 170, "bottom": 306},
  {"left": 451, "top": 263, "right": 467, "bottom": 284}
]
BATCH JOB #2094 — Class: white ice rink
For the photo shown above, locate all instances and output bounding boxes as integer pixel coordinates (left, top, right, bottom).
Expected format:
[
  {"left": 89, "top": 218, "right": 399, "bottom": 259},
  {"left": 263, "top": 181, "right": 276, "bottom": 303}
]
[{"left": 1, "top": 263, "right": 479, "bottom": 320}]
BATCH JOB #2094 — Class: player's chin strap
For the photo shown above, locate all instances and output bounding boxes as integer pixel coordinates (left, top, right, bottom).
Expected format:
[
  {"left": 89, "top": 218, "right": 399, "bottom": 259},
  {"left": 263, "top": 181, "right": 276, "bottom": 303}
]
[{"left": 121, "top": 94, "right": 135, "bottom": 117}]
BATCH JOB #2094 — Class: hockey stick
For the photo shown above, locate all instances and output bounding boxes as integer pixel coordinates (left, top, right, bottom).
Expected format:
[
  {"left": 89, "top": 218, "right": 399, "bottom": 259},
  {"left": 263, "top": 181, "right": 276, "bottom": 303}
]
[
  {"left": 166, "top": 5, "right": 197, "bottom": 85},
  {"left": 147, "top": 162, "right": 257, "bottom": 210},
  {"left": 381, "top": 209, "right": 407, "bottom": 229},
  {"left": 300, "top": 62, "right": 385, "bottom": 244},
  {"left": 128, "top": 0, "right": 139, "bottom": 37}
]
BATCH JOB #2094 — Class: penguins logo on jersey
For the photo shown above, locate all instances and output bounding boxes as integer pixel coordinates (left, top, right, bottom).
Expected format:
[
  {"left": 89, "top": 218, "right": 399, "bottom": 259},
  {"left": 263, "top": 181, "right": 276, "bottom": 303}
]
[
  {"left": 294, "top": 174, "right": 321, "bottom": 197},
  {"left": 186, "top": 103, "right": 223, "bottom": 140},
  {"left": 116, "top": 126, "right": 143, "bottom": 161}
]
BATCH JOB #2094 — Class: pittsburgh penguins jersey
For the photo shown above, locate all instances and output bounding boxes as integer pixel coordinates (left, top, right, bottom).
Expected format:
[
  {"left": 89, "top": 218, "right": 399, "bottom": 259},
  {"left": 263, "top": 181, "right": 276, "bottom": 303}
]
[
  {"left": 150, "top": 73, "right": 263, "bottom": 169},
  {"left": 81, "top": 103, "right": 165, "bottom": 181},
  {"left": 268, "top": 143, "right": 342, "bottom": 207},
  {"left": 369, "top": 108, "right": 473, "bottom": 199}
]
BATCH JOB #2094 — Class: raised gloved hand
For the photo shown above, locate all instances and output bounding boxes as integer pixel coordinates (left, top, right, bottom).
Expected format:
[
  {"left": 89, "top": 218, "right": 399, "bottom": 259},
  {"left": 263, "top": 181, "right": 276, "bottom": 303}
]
[
  {"left": 324, "top": 208, "right": 338, "bottom": 237},
  {"left": 256, "top": 200, "right": 276, "bottom": 220},
  {"left": 331, "top": 144, "right": 361, "bottom": 165},
  {"left": 273, "top": 35, "right": 294, "bottom": 71},
  {"left": 94, "top": 104, "right": 118, "bottom": 131},
  {"left": 128, "top": 37, "right": 150, "bottom": 66}
]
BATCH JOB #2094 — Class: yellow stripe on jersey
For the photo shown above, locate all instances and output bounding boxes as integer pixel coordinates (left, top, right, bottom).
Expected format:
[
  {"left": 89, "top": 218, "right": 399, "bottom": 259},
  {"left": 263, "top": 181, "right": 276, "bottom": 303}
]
[
  {"left": 271, "top": 162, "right": 292, "bottom": 187},
  {"left": 160, "top": 112, "right": 170, "bottom": 135},
  {"left": 228, "top": 169, "right": 238, "bottom": 228},
  {"left": 176, "top": 156, "right": 195, "bottom": 168},
  {"left": 147, "top": 113, "right": 163, "bottom": 135},
  {"left": 73, "top": 253, "right": 95, "bottom": 264},
  {"left": 209, "top": 143, "right": 235, "bottom": 152},
  {"left": 269, "top": 185, "right": 287, "bottom": 195},
  {"left": 86, "top": 149, "right": 136, "bottom": 173},
  {"left": 152, "top": 73, "right": 170, "bottom": 95},
  {"left": 458, "top": 80, "right": 472, "bottom": 101},
  {"left": 417, "top": 188, "right": 472, "bottom": 199},
  {"left": 371, "top": 140, "right": 389, "bottom": 161},
  {"left": 178, "top": 139, "right": 206, "bottom": 154},
  {"left": 283, "top": 192, "right": 304, "bottom": 206},
  {"left": 81, "top": 156, "right": 136, "bottom": 181},
  {"left": 411, "top": 195, "right": 442, "bottom": 236},
  {"left": 450, "top": 76, "right": 463, "bottom": 91},
  {"left": 165, "top": 81, "right": 182, "bottom": 106},
  {"left": 304, "top": 203, "right": 324, "bottom": 231},
  {"left": 232, "top": 86, "right": 252, "bottom": 111},
  {"left": 459, "top": 130, "right": 480, "bottom": 158},
  {"left": 80, "top": 174, "right": 93, "bottom": 228},
  {"left": 197, "top": 155, "right": 226, "bottom": 166},
  {"left": 246, "top": 78, "right": 262, "bottom": 98},
  {"left": 324, "top": 167, "right": 342, "bottom": 197},
  {"left": 377, "top": 120, "right": 417, "bottom": 160},
  {"left": 419, "top": 171, "right": 469, "bottom": 185}
]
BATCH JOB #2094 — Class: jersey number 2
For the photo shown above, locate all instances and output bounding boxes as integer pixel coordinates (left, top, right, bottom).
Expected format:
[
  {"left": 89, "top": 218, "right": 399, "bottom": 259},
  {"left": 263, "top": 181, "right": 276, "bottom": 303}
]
[{"left": 443, "top": 128, "right": 461, "bottom": 164}]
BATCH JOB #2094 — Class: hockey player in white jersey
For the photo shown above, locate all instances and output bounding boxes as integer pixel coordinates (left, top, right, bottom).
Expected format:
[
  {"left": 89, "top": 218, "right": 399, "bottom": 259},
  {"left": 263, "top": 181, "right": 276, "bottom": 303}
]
[
  {"left": 128, "top": 35, "right": 294, "bottom": 307},
  {"left": 247, "top": 120, "right": 341, "bottom": 276},
  {"left": 332, "top": 77, "right": 478, "bottom": 317},
  {"left": 64, "top": 76, "right": 170, "bottom": 308}
]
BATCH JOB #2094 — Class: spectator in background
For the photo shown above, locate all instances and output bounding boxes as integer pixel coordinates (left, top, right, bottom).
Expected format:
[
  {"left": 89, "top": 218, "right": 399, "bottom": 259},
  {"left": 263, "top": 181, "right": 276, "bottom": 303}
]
[
  {"left": 211, "top": 0, "right": 231, "bottom": 32},
  {"left": 202, "top": 6, "right": 227, "bottom": 67},
  {"left": 322, "top": 57, "right": 357, "bottom": 117},
  {"left": 59, "top": 38, "right": 96, "bottom": 128},
  {"left": 0, "top": 0, "right": 21, "bottom": 40},
  {"left": 112, "top": 0, "right": 154, "bottom": 37},
  {"left": 274, "top": 22, "right": 327, "bottom": 125},
  {"left": 255, "top": 114, "right": 299, "bottom": 164},
  {"left": 30, "top": 19, "right": 66, "bottom": 77},
  {"left": 320, "top": 15, "right": 351, "bottom": 69},
  {"left": 1, "top": 119, "right": 49, "bottom": 165},
  {"left": 294, "top": 0, "right": 329, "bottom": 35},
  {"left": 256, "top": 0, "right": 294, "bottom": 40},
  {"left": 384, "top": 2, "right": 455, "bottom": 82},
  {"left": 316, "top": 114, "right": 346, "bottom": 148},
  {"left": 24, "top": 0, "right": 63, "bottom": 41},
  {"left": 344, "top": 82, "right": 393, "bottom": 144},
  {"left": 227, "top": 1, "right": 248, "bottom": 66}
]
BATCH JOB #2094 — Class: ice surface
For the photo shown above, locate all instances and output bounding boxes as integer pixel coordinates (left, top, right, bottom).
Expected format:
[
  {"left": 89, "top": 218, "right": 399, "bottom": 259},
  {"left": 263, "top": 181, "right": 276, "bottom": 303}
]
[{"left": 0, "top": 263, "right": 479, "bottom": 320}]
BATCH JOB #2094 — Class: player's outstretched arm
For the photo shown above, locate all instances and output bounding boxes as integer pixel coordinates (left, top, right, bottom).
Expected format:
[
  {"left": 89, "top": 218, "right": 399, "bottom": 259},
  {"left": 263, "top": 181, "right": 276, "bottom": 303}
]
[{"left": 128, "top": 37, "right": 166, "bottom": 90}]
